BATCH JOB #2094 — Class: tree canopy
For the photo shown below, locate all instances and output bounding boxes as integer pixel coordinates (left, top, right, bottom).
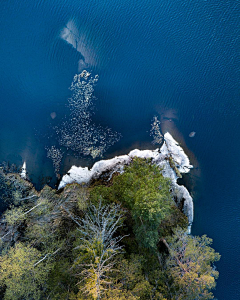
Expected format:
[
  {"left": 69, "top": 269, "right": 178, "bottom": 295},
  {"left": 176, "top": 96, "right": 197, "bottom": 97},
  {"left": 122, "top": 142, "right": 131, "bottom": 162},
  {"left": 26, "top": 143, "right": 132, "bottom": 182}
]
[
  {"left": 90, "top": 158, "right": 175, "bottom": 250},
  {"left": 0, "top": 158, "right": 220, "bottom": 299}
]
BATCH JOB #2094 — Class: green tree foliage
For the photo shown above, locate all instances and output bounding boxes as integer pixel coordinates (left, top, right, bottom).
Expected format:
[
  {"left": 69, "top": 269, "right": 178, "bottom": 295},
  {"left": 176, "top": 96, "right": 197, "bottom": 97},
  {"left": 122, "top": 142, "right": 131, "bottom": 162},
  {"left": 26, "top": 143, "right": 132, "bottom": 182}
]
[
  {"left": 0, "top": 243, "right": 50, "bottom": 300},
  {"left": 163, "top": 228, "right": 220, "bottom": 300},
  {"left": 0, "top": 159, "right": 220, "bottom": 300},
  {"left": 3, "top": 204, "right": 26, "bottom": 226},
  {"left": 0, "top": 180, "right": 89, "bottom": 299},
  {"left": 0, "top": 169, "right": 34, "bottom": 205},
  {"left": 106, "top": 255, "right": 152, "bottom": 299},
  {"left": 90, "top": 158, "right": 174, "bottom": 250},
  {"left": 102, "top": 254, "right": 167, "bottom": 300},
  {"left": 46, "top": 259, "right": 78, "bottom": 300}
]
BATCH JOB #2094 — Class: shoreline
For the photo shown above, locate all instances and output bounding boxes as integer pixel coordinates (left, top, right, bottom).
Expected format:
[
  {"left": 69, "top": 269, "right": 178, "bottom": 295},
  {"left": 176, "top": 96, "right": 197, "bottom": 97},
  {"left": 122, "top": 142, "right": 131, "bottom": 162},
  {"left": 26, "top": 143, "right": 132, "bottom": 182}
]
[{"left": 58, "top": 132, "right": 194, "bottom": 229}]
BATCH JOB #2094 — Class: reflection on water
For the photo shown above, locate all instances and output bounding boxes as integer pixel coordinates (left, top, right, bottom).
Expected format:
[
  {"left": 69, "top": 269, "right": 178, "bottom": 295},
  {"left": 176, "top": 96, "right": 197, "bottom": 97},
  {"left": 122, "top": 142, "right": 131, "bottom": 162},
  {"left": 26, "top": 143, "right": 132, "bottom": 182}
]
[{"left": 60, "top": 19, "right": 98, "bottom": 71}]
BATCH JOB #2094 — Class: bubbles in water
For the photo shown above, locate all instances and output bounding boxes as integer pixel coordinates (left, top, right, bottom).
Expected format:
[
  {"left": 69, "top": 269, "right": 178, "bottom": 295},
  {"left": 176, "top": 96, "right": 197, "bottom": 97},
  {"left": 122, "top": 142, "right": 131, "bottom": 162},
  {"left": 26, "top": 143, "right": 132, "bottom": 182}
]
[
  {"left": 55, "top": 70, "right": 121, "bottom": 159},
  {"left": 150, "top": 116, "right": 163, "bottom": 145},
  {"left": 46, "top": 146, "right": 63, "bottom": 175}
]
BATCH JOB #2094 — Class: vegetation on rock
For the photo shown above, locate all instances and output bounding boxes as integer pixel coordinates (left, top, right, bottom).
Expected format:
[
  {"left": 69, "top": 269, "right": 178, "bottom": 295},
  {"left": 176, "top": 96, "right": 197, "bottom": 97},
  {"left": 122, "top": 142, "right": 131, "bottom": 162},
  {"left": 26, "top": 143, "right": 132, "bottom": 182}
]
[{"left": 0, "top": 158, "right": 220, "bottom": 299}]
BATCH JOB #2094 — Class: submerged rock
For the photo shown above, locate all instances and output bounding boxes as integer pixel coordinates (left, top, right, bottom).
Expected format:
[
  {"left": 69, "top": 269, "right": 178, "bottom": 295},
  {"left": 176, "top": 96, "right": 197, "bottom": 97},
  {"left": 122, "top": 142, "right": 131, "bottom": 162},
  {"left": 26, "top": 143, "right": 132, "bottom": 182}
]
[{"left": 189, "top": 131, "right": 196, "bottom": 138}]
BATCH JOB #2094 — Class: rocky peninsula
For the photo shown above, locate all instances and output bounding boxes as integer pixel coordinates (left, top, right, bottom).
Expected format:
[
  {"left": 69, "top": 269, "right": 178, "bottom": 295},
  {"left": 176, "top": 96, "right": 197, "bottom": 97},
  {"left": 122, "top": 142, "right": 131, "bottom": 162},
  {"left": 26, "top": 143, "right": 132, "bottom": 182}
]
[
  {"left": 0, "top": 131, "right": 221, "bottom": 300},
  {"left": 59, "top": 132, "right": 194, "bottom": 231}
]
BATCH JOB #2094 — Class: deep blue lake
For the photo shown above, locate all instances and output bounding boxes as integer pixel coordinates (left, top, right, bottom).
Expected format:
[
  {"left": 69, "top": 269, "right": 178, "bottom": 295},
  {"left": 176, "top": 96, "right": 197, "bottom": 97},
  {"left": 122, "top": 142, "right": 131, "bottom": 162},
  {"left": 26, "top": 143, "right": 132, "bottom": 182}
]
[{"left": 0, "top": 1, "right": 239, "bottom": 298}]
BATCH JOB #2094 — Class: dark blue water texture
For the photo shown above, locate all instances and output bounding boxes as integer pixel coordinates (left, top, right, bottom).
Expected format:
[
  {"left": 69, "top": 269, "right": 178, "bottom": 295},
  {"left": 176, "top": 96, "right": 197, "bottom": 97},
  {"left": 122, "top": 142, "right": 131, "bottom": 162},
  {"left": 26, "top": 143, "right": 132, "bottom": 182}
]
[{"left": 0, "top": 1, "right": 239, "bottom": 298}]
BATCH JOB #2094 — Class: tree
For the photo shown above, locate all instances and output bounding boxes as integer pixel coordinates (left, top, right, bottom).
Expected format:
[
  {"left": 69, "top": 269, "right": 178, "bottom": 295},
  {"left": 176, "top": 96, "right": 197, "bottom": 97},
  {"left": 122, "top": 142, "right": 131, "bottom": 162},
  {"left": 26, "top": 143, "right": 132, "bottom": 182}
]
[
  {"left": 90, "top": 158, "right": 174, "bottom": 250},
  {"left": 0, "top": 160, "right": 220, "bottom": 299},
  {"left": 163, "top": 228, "right": 220, "bottom": 300},
  {"left": 0, "top": 243, "right": 50, "bottom": 300},
  {"left": 105, "top": 254, "right": 159, "bottom": 300},
  {"left": 72, "top": 202, "right": 126, "bottom": 299},
  {"left": 0, "top": 184, "right": 89, "bottom": 299}
]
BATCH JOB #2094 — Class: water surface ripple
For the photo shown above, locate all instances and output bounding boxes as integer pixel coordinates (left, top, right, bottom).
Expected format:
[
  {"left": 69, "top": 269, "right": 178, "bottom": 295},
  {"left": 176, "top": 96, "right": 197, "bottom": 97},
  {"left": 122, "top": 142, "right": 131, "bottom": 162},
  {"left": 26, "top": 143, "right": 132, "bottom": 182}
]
[{"left": 0, "top": 1, "right": 239, "bottom": 298}]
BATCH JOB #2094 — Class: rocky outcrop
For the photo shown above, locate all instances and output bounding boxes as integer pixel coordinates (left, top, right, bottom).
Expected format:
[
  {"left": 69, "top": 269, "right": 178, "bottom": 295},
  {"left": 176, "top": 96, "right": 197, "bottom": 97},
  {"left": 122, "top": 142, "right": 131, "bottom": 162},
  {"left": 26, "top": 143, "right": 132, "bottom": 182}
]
[
  {"left": 20, "top": 161, "right": 27, "bottom": 179},
  {"left": 59, "top": 132, "right": 194, "bottom": 229}
]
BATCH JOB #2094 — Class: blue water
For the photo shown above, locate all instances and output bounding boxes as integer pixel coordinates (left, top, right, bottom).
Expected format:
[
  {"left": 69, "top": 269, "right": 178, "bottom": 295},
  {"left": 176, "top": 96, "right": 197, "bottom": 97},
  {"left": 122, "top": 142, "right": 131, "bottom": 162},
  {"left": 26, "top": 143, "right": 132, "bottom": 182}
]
[{"left": 0, "top": 1, "right": 239, "bottom": 298}]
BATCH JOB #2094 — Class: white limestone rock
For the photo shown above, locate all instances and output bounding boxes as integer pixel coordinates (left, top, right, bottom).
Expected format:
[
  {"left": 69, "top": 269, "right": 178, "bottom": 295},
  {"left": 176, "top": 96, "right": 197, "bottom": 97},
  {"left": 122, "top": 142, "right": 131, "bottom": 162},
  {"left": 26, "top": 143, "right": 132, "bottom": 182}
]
[
  {"left": 59, "top": 155, "right": 131, "bottom": 189},
  {"left": 164, "top": 132, "right": 192, "bottom": 173},
  {"left": 171, "top": 182, "right": 193, "bottom": 225},
  {"left": 20, "top": 161, "right": 27, "bottom": 179},
  {"left": 58, "top": 132, "right": 194, "bottom": 230},
  {"left": 59, "top": 132, "right": 192, "bottom": 187}
]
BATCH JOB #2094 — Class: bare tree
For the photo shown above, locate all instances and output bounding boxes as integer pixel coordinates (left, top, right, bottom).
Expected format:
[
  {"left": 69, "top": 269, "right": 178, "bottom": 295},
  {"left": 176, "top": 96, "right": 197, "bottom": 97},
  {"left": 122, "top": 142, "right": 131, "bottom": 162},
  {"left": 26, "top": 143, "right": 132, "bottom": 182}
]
[{"left": 73, "top": 201, "right": 126, "bottom": 299}]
